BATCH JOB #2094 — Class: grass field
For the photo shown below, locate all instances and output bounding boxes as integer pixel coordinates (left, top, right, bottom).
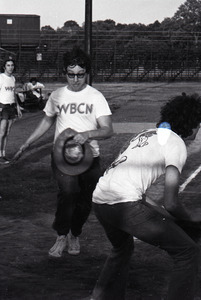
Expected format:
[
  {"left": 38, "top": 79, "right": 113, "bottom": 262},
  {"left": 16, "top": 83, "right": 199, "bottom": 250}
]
[{"left": 1, "top": 81, "right": 201, "bottom": 299}]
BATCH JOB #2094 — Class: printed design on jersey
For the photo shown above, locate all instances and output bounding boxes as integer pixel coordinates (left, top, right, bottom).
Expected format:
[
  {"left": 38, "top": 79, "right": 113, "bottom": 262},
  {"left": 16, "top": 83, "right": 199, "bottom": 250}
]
[
  {"left": 106, "top": 155, "right": 127, "bottom": 174},
  {"left": 57, "top": 103, "right": 93, "bottom": 114},
  {"left": 106, "top": 130, "right": 156, "bottom": 173},
  {"left": 3, "top": 86, "right": 15, "bottom": 92},
  {"left": 131, "top": 130, "right": 156, "bottom": 149}
]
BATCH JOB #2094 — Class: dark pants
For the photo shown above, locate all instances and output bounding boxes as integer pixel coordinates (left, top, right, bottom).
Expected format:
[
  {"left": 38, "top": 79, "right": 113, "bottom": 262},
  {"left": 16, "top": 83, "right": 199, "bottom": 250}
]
[
  {"left": 52, "top": 157, "right": 102, "bottom": 237},
  {"left": 92, "top": 201, "right": 200, "bottom": 300}
]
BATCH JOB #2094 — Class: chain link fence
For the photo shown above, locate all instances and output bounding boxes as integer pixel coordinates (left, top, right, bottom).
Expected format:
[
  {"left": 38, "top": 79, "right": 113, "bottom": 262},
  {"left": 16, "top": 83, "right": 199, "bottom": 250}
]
[{"left": 1, "top": 29, "right": 201, "bottom": 83}]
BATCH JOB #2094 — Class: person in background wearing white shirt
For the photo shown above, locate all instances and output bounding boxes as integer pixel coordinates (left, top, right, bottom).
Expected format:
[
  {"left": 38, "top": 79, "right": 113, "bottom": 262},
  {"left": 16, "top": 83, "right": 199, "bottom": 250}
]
[
  {"left": 25, "top": 77, "right": 45, "bottom": 100},
  {"left": 0, "top": 57, "right": 22, "bottom": 164}
]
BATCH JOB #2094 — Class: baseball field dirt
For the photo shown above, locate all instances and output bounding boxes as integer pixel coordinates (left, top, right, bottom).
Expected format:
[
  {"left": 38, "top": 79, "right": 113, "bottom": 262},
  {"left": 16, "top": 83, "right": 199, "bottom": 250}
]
[{"left": 1, "top": 82, "right": 201, "bottom": 300}]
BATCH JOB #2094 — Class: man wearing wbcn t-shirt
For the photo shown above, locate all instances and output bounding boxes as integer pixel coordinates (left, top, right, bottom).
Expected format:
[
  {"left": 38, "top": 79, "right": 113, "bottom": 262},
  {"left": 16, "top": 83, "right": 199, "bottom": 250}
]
[
  {"left": 13, "top": 47, "right": 113, "bottom": 258},
  {"left": 0, "top": 58, "right": 22, "bottom": 164}
]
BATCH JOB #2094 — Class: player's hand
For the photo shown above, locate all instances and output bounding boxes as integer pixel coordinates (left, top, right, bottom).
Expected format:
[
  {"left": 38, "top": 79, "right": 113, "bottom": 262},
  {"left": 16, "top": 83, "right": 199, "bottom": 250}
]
[
  {"left": 73, "top": 132, "right": 89, "bottom": 144},
  {"left": 10, "top": 143, "right": 30, "bottom": 163}
]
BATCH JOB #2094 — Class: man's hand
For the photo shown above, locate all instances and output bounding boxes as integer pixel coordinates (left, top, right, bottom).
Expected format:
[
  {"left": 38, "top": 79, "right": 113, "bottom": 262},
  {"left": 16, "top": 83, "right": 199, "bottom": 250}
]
[
  {"left": 73, "top": 132, "right": 89, "bottom": 144},
  {"left": 145, "top": 197, "right": 176, "bottom": 220}
]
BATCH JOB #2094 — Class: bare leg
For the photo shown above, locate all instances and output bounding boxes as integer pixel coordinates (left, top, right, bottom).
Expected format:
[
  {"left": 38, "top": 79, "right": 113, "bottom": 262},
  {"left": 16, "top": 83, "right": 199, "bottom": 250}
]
[{"left": 0, "top": 119, "right": 15, "bottom": 157}]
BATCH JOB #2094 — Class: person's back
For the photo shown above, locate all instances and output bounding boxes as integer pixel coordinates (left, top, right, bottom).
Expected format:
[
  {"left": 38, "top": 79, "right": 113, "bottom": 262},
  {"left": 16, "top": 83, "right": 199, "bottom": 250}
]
[
  {"left": 93, "top": 128, "right": 186, "bottom": 205},
  {"left": 91, "top": 94, "right": 201, "bottom": 300}
]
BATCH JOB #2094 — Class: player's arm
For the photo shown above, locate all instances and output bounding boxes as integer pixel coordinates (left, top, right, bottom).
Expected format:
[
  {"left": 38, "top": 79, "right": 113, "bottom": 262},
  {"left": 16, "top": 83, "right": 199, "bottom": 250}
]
[
  {"left": 73, "top": 115, "right": 113, "bottom": 144},
  {"left": 164, "top": 165, "right": 201, "bottom": 222},
  {"left": 23, "top": 114, "right": 55, "bottom": 146},
  {"left": 12, "top": 114, "right": 55, "bottom": 161},
  {"left": 37, "top": 82, "right": 45, "bottom": 89}
]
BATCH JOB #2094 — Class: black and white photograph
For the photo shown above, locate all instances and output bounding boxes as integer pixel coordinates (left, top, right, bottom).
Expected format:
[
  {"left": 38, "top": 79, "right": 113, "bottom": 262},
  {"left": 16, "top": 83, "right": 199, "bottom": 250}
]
[{"left": 1, "top": 0, "right": 201, "bottom": 299}]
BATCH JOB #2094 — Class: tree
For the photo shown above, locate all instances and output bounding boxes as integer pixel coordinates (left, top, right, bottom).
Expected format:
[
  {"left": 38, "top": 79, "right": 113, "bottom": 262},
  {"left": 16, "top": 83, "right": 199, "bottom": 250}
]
[
  {"left": 173, "top": 0, "right": 201, "bottom": 26},
  {"left": 58, "top": 20, "right": 81, "bottom": 33},
  {"left": 92, "top": 19, "right": 116, "bottom": 31},
  {"left": 41, "top": 25, "right": 55, "bottom": 32},
  {"left": 147, "top": 20, "right": 161, "bottom": 31},
  {"left": 63, "top": 20, "right": 80, "bottom": 28},
  {"left": 173, "top": 0, "right": 201, "bottom": 44}
]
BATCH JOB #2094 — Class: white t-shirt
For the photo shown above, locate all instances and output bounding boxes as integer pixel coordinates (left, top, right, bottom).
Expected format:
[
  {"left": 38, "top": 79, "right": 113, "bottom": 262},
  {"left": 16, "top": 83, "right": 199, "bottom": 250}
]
[
  {"left": 44, "top": 84, "right": 112, "bottom": 157},
  {"left": 0, "top": 73, "right": 15, "bottom": 104},
  {"left": 93, "top": 129, "right": 187, "bottom": 204},
  {"left": 26, "top": 82, "right": 45, "bottom": 98}
]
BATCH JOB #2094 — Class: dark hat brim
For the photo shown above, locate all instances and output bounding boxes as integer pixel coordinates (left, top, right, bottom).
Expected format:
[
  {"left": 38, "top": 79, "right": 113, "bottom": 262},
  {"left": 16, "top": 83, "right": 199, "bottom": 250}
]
[{"left": 53, "top": 128, "right": 93, "bottom": 176}]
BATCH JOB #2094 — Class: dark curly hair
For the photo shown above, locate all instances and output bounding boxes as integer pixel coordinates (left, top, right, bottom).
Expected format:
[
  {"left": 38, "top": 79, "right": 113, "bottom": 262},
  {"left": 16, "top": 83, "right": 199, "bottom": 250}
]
[
  {"left": 1, "top": 56, "right": 16, "bottom": 73},
  {"left": 157, "top": 93, "right": 201, "bottom": 138},
  {"left": 63, "top": 46, "right": 91, "bottom": 74},
  {"left": 29, "top": 77, "right": 37, "bottom": 83}
]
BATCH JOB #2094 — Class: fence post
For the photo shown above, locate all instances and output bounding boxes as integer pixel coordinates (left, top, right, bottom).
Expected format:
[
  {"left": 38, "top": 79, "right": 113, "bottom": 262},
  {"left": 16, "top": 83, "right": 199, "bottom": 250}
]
[{"left": 85, "top": 0, "right": 92, "bottom": 85}]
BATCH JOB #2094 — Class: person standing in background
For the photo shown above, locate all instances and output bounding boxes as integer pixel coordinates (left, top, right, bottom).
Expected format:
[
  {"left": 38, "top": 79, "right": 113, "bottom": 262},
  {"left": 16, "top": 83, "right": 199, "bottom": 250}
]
[{"left": 0, "top": 57, "right": 22, "bottom": 163}]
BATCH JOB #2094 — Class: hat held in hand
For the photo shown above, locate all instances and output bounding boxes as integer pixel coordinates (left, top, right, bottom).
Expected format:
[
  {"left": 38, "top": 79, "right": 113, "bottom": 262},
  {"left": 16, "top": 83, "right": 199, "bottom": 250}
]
[{"left": 53, "top": 128, "right": 93, "bottom": 175}]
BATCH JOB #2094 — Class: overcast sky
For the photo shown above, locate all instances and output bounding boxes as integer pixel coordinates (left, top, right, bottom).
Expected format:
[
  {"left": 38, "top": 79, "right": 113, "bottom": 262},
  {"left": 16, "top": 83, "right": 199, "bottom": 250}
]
[{"left": 1, "top": 0, "right": 185, "bottom": 29}]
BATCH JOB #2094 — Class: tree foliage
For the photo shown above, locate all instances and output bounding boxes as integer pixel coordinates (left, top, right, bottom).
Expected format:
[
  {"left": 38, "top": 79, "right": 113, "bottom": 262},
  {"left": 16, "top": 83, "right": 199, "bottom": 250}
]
[
  {"left": 38, "top": 1, "right": 201, "bottom": 78},
  {"left": 173, "top": 0, "right": 201, "bottom": 29}
]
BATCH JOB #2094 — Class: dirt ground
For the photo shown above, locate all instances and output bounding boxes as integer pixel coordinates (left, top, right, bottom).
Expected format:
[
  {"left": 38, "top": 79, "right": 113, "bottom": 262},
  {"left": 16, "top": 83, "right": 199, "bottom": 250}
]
[{"left": 1, "top": 82, "right": 201, "bottom": 300}]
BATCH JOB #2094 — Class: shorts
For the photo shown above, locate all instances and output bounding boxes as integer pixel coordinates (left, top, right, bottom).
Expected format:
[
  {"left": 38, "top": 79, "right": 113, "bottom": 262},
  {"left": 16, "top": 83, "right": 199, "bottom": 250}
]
[{"left": 0, "top": 103, "right": 17, "bottom": 120}]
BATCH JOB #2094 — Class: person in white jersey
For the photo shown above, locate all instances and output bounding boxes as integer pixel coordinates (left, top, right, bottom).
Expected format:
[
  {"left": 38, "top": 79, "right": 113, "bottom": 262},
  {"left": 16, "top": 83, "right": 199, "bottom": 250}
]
[
  {"left": 12, "top": 47, "right": 113, "bottom": 258},
  {"left": 25, "top": 77, "right": 45, "bottom": 100},
  {"left": 0, "top": 57, "right": 22, "bottom": 163},
  {"left": 90, "top": 94, "right": 201, "bottom": 300}
]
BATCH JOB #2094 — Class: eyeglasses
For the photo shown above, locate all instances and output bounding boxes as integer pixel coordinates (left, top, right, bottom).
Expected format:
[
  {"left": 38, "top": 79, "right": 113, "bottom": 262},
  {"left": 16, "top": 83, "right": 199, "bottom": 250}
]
[{"left": 67, "top": 73, "right": 86, "bottom": 79}]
